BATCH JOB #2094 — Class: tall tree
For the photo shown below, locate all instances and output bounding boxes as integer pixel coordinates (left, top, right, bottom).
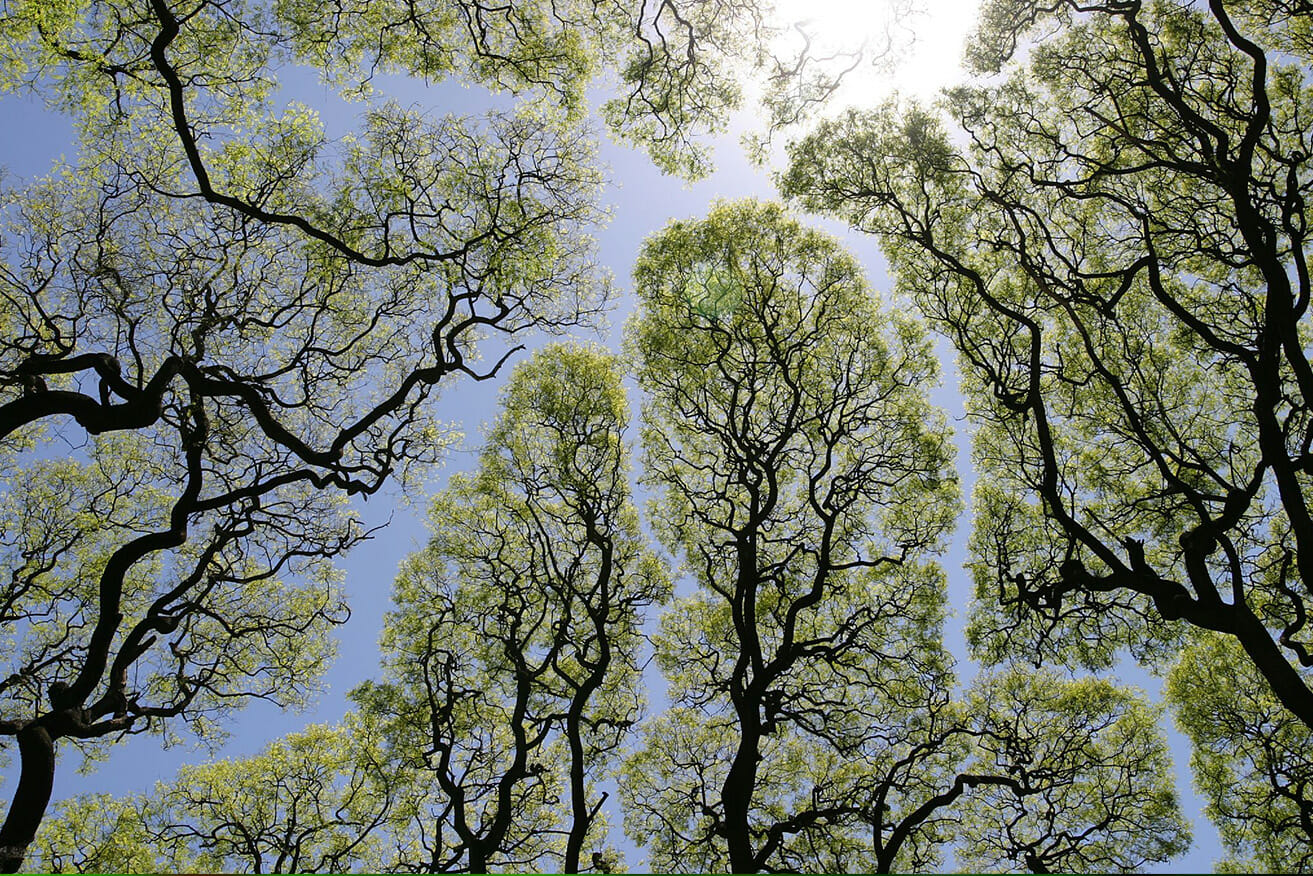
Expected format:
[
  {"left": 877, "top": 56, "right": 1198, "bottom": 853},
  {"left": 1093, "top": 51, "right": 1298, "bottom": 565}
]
[
  {"left": 620, "top": 199, "right": 1188, "bottom": 873},
  {"left": 352, "top": 342, "right": 666, "bottom": 873},
  {"left": 781, "top": 0, "right": 1313, "bottom": 864}
]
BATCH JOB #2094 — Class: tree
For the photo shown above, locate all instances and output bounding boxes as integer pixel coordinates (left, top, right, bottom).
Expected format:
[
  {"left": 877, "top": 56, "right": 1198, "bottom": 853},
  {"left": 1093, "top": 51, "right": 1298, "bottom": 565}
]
[
  {"left": 619, "top": 199, "right": 1187, "bottom": 873},
  {"left": 1168, "top": 632, "right": 1313, "bottom": 872},
  {"left": 781, "top": 0, "right": 1313, "bottom": 864},
  {"left": 30, "top": 718, "right": 397, "bottom": 874},
  {"left": 351, "top": 342, "right": 666, "bottom": 873},
  {"left": 955, "top": 668, "right": 1188, "bottom": 874},
  {"left": 0, "top": 0, "right": 632, "bottom": 864},
  {"left": 621, "top": 198, "right": 958, "bottom": 873}
]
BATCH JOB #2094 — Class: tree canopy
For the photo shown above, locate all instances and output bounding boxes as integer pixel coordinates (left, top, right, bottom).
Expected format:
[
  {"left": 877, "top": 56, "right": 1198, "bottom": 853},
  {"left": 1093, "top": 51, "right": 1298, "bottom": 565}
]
[
  {"left": 34, "top": 342, "right": 665, "bottom": 873},
  {"left": 31, "top": 203, "right": 1194, "bottom": 874},
  {"left": 0, "top": 0, "right": 632, "bottom": 865},
  {"left": 781, "top": 0, "right": 1313, "bottom": 867},
  {"left": 0, "top": 0, "right": 806, "bottom": 860},
  {"left": 30, "top": 718, "right": 396, "bottom": 873},
  {"left": 7, "top": 0, "right": 1312, "bottom": 869},
  {"left": 351, "top": 342, "right": 665, "bottom": 873},
  {"left": 620, "top": 200, "right": 1187, "bottom": 874}
]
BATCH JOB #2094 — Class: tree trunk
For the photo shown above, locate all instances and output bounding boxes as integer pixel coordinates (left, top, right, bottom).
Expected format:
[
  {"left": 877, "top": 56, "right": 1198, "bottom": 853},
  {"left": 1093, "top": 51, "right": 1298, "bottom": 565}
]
[
  {"left": 564, "top": 541, "right": 614, "bottom": 874},
  {"left": 0, "top": 723, "right": 56, "bottom": 874},
  {"left": 722, "top": 724, "right": 761, "bottom": 873}
]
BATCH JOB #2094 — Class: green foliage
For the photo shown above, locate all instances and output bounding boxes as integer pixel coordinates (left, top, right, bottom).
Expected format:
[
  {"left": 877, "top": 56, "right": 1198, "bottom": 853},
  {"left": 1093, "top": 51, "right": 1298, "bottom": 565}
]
[
  {"left": 354, "top": 343, "right": 665, "bottom": 872},
  {"left": 623, "top": 200, "right": 955, "bottom": 871},
  {"left": 0, "top": 0, "right": 779, "bottom": 181},
  {"left": 1168, "top": 632, "right": 1313, "bottom": 873},
  {"left": 32, "top": 719, "right": 396, "bottom": 873},
  {"left": 629, "top": 199, "right": 959, "bottom": 578},
  {"left": 621, "top": 200, "right": 1186, "bottom": 874},
  {"left": 780, "top": 0, "right": 1313, "bottom": 867},
  {"left": 959, "top": 669, "right": 1190, "bottom": 873},
  {"left": 0, "top": 0, "right": 814, "bottom": 863},
  {"left": 0, "top": 87, "right": 609, "bottom": 767},
  {"left": 8, "top": 0, "right": 1289, "bottom": 866},
  {"left": 30, "top": 344, "right": 663, "bottom": 874},
  {"left": 0, "top": 0, "right": 619, "bottom": 862},
  {"left": 29, "top": 793, "right": 163, "bottom": 874}
]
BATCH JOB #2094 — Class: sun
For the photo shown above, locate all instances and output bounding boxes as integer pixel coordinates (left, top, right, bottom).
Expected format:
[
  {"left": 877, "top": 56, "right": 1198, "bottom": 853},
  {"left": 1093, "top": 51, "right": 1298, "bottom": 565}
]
[{"left": 766, "top": 0, "right": 984, "bottom": 101}]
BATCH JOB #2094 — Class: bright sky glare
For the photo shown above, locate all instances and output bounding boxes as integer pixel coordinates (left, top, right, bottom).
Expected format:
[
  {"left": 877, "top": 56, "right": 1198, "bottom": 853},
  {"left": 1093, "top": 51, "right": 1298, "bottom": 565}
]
[{"left": 768, "top": 0, "right": 983, "bottom": 101}]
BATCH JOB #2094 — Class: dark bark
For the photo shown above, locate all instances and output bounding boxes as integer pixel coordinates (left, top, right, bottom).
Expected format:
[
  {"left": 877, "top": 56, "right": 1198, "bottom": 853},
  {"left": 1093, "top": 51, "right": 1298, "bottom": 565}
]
[
  {"left": 722, "top": 718, "right": 763, "bottom": 874},
  {"left": 563, "top": 536, "right": 614, "bottom": 874},
  {"left": 0, "top": 725, "right": 55, "bottom": 874}
]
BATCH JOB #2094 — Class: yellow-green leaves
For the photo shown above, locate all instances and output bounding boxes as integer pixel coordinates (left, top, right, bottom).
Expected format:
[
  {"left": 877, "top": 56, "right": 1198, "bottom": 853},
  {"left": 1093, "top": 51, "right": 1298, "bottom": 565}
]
[
  {"left": 960, "top": 668, "right": 1191, "bottom": 873},
  {"left": 359, "top": 343, "right": 662, "bottom": 872},
  {"left": 1168, "top": 632, "right": 1313, "bottom": 873},
  {"left": 33, "top": 719, "right": 396, "bottom": 873},
  {"left": 629, "top": 200, "right": 959, "bottom": 601},
  {"left": 625, "top": 200, "right": 965, "bottom": 872},
  {"left": 30, "top": 792, "right": 163, "bottom": 874},
  {"left": 0, "top": 0, "right": 769, "bottom": 183}
]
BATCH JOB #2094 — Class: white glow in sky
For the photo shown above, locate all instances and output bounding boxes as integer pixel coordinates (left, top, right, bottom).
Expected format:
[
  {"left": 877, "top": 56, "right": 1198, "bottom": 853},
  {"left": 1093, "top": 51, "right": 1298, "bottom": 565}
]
[{"left": 768, "top": 0, "right": 984, "bottom": 101}]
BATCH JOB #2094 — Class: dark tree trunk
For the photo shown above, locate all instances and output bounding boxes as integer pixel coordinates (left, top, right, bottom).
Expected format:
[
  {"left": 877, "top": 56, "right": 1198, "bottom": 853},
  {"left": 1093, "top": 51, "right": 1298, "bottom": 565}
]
[
  {"left": 564, "top": 540, "right": 614, "bottom": 874},
  {"left": 0, "top": 724, "right": 56, "bottom": 874},
  {"left": 722, "top": 722, "right": 761, "bottom": 874}
]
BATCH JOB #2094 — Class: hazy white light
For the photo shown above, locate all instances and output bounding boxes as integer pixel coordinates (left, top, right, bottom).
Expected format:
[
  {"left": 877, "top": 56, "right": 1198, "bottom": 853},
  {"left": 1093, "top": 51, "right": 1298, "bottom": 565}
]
[
  {"left": 771, "top": 0, "right": 902, "bottom": 42},
  {"left": 767, "top": 0, "right": 983, "bottom": 102}
]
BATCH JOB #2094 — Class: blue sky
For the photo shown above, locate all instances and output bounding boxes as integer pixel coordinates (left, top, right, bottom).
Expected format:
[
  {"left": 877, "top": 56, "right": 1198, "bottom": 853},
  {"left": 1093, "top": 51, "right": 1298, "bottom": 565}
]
[{"left": 0, "top": 6, "right": 1229, "bottom": 869}]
